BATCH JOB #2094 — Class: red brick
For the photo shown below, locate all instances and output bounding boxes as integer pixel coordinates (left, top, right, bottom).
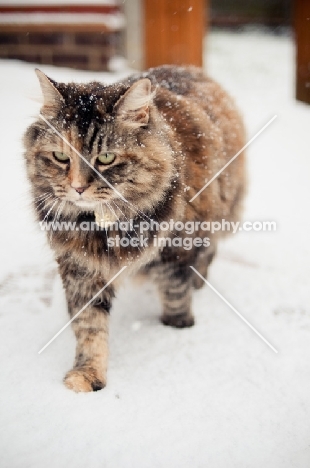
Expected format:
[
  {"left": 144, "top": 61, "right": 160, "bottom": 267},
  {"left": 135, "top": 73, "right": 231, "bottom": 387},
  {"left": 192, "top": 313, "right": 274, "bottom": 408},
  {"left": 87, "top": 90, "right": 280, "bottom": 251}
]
[
  {"left": 28, "top": 33, "right": 63, "bottom": 45},
  {"left": 75, "top": 33, "right": 111, "bottom": 46},
  {"left": 0, "top": 34, "right": 19, "bottom": 45},
  {"left": 52, "top": 53, "right": 89, "bottom": 69}
]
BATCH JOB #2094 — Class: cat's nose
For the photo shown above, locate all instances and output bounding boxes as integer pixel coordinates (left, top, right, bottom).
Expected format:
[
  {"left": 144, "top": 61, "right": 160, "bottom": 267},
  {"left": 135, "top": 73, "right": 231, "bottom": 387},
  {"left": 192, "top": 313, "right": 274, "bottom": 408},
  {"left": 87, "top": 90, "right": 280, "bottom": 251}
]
[{"left": 72, "top": 185, "right": 89, "bottom": 194}]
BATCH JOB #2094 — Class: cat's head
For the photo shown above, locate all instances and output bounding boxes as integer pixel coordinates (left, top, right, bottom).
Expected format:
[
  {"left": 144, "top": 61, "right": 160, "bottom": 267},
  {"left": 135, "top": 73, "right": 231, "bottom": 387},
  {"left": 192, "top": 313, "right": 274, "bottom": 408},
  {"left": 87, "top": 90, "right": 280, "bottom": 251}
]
[{"left": 24, "top": 70, "right": 177, "bottom": 220}]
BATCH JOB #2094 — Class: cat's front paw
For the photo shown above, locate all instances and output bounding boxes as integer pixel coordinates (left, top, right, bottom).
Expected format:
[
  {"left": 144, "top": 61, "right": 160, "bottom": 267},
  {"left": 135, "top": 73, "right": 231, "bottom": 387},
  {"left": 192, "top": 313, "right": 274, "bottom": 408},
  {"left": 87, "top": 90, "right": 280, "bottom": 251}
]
[{"left": 64, "top": 367, "right": 106, "bottom": 393}]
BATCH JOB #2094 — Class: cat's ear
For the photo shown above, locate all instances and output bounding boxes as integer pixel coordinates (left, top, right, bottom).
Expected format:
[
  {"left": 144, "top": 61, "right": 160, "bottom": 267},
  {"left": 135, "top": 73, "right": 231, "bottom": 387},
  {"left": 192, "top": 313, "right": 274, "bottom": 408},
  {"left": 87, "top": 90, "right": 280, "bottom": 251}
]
[
  {"left": 114, "top": 79, "right": 154, "bottom": 127},
  {"left": 35, "top": 69, "right": 64, "bottom": 112}
]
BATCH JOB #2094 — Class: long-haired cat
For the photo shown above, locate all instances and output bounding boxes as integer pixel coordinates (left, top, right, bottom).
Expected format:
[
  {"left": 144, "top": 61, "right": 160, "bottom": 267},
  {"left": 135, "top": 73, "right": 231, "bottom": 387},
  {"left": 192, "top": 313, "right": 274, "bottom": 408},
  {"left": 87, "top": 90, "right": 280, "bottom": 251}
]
[{"left": 24, "top": 65, "right": 246, "bottom": 392}]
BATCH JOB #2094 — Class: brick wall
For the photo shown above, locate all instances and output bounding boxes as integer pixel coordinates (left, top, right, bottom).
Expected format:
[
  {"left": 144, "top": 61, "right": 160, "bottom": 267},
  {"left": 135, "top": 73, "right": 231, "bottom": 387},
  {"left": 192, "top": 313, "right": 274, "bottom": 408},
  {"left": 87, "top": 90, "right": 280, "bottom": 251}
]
[
  {"left": 0, "top": 4, "right": 124, "bottom": 71},
  {"left": 0, "top": 28, "right": 122, "bottom": 71}
]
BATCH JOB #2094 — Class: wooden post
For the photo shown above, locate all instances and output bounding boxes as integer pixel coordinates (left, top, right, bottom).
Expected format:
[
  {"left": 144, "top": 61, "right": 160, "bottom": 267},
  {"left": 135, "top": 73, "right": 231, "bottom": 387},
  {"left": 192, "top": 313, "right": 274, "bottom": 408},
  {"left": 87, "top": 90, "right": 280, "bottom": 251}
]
[
  {"left": 295, "top": 0, "right": 310, "bottom": 104},
  {"left": 143, "top": 0, "right": 206, "bottom": 69}
]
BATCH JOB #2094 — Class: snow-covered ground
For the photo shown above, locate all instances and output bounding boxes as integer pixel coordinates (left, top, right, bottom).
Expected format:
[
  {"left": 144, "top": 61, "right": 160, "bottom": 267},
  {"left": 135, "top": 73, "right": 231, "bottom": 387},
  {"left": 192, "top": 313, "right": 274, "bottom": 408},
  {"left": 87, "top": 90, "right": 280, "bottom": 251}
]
[{"left": 0, "top": 31, "right": 310, "bottom": 468}]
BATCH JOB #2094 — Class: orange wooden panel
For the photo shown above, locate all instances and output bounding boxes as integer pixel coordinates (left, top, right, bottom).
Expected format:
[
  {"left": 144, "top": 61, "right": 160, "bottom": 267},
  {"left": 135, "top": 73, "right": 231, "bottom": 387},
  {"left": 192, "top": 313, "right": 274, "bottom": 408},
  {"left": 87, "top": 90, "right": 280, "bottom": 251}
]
[
  {"left": 143, "top": 0, "right": 206, "bottom": 69},
  {"left": 295, "top": 0, "right": 310, "bottom": 104}
]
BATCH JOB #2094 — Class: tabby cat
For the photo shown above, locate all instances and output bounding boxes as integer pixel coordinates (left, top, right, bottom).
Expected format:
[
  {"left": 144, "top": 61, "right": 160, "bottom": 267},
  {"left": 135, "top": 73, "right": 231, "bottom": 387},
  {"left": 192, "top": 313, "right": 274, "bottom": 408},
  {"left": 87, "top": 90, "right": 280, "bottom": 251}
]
[{"left": 24, "top": 66, "right": 245, "bottom": 392}]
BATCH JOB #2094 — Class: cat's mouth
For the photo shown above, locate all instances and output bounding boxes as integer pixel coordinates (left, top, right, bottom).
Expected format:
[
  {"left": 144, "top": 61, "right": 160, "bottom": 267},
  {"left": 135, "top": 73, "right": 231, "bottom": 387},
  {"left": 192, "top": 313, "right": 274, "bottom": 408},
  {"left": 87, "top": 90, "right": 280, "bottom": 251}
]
[{"left": 72, "top": 199, "right": 119, "bottom": 227}]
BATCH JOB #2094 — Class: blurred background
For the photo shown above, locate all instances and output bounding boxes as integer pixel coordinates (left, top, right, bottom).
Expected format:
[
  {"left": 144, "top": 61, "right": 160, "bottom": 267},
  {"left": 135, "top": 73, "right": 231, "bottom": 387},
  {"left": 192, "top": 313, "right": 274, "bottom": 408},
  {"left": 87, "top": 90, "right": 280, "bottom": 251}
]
[{"left": 0, "top": 0, "right": 308, "bottom": 104}]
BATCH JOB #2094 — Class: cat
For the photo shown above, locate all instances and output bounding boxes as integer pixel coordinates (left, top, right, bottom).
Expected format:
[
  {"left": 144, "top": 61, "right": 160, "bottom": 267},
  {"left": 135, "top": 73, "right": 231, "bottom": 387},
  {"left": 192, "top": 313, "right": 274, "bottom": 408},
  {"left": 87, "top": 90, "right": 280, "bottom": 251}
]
[{"left": 24, "top": 65, "right": 246, "bottom": 392}]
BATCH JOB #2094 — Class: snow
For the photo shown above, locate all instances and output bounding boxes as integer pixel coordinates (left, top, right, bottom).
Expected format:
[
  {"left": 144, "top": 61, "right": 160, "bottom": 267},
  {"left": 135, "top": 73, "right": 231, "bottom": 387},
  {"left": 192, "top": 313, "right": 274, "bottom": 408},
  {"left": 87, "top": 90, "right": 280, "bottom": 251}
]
[{"left": 0, "top": 30, "right": 310, "bottom": 467}]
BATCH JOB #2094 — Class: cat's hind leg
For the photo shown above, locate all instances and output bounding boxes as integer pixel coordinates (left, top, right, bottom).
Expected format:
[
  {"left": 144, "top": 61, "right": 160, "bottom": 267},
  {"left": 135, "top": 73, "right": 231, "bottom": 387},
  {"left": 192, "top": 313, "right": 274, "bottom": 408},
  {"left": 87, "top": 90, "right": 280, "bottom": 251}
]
[
  {"left": 154, "top": 260, "right": 195, "bottom": 328},
  {"left": 192, "top": 244, "right": 217, "bottom": 290}
]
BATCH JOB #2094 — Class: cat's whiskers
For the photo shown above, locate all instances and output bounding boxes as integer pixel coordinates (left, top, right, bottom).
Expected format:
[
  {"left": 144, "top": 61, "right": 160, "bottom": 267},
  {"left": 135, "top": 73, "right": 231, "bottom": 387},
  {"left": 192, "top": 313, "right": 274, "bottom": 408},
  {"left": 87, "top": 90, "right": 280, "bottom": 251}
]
[
  {"left": 111, "top": 200, "right": 143, "bottom": 243},
  {"left": 112, "top": 200, "right": 137, "bottom": 236},
  {"left": 34, "top": 193, "right": 50, "bottom": 201},
  {"left": 125, "top": 199, "right": 179, "bottom": 240},
  {"left": 36, "top": 190, "right": 53, "bottom": 198},
  {"left": 42, "top": 198, "right": 59, "bottom": 224},
  {"left": 34, "top": 193, "right": 53, "bottom": 209},
  {"left": 111, "top": 200, "right": 142, "bottom": 253},
  {"left": 124, "top": 199, "right": 161, "bottom": 229},
  {"left": 100, "top": 202, "right": 110, "bottom": 267},
  {"left": 35, "top": 197, "right": 54, "bottom": 215},
  {"left": 49, "top": 200, "right": 65, "bottom": 244},
  {"left": 108, "top": 201, "right": 144, "bottom": 255},
  {"left": 106, "top": 201, "right": 120, "bottom": 226}
]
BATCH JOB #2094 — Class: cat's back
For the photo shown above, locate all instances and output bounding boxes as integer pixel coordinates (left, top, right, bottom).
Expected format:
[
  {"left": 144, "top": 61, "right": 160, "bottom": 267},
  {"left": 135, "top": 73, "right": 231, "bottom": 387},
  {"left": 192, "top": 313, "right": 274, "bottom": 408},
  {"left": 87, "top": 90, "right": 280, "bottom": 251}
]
[
  {"left": 131, "top": 65, "right": 245, "bottom": 149},
  {"left": 132, "top": 65, "right": 246, "bottom": 223},
  {"left": 136, "top": 65, "right": 206, "bottom": 96},
  {"left": 131, "top": 65, "right": 239, "bottom": 121}
]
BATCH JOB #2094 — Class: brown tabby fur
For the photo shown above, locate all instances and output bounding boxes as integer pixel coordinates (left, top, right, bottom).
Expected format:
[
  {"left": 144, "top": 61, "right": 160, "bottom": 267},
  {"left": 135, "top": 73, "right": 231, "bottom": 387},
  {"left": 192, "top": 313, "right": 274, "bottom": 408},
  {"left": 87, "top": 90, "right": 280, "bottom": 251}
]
[{"left": 24, "top": 65, "right": 246, "bottom": 392}]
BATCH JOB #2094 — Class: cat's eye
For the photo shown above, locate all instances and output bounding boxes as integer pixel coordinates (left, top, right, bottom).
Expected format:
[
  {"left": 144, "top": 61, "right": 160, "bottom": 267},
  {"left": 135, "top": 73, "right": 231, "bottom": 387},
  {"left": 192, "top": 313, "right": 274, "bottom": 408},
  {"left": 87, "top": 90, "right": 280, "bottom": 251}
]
[
  {"left": 53, "top": 151, "right": 70, "bottom": 163},
  {"left": 97, "top": 152, "right": 116, "bottom": 165}
]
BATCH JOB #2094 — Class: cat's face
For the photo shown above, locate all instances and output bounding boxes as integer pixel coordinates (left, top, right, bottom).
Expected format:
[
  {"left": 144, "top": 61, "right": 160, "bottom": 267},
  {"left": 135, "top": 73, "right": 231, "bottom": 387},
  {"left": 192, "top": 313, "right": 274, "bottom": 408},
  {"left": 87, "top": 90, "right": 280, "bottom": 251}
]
[{"left": 24, "top": 70, "right": 176, "bottom": 218}]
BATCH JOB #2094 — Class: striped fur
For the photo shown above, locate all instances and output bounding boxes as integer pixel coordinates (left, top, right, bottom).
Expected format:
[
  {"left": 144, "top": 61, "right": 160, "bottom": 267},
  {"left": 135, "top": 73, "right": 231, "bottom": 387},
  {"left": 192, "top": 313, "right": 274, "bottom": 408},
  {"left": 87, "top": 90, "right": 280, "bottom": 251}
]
[{"left": 24, "top": 65, "right": 246, "bottom": 392}]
